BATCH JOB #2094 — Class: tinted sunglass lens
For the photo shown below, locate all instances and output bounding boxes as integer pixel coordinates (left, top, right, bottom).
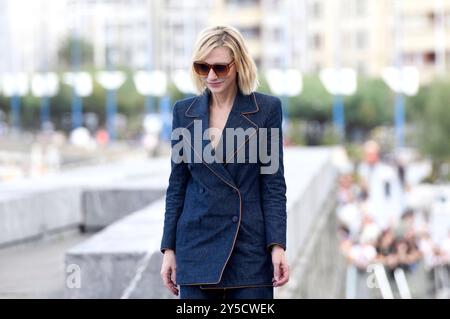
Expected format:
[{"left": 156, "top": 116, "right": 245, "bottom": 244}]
[
  {"left": 213, "top": 65, "right": 228, "bottom": 76},
  {"left": 194, "top": 63, "right": 210, "bottom": 75}
]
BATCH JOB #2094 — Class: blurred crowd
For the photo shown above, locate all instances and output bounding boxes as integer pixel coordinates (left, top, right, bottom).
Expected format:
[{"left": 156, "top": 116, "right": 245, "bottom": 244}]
[{"left": 337, "top": 140, "right": 450, "bottom": 296}]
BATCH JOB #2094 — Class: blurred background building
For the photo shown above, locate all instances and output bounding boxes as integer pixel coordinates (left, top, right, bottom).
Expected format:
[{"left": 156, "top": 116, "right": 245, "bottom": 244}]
[
  {"left": 1, "top": 0, "right": 449, "bottom": 80},
  {"left": 0, "top": 0, "right": 67, "bottom": 74}
]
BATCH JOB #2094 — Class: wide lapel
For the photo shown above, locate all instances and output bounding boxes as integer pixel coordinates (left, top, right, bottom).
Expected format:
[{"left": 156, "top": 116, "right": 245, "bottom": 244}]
[
  {"left": 183, "top": 89, "right": 237, "bottom": 188},
  {"left": 220, "top": 90, "right": 259, "bottom": 166}
]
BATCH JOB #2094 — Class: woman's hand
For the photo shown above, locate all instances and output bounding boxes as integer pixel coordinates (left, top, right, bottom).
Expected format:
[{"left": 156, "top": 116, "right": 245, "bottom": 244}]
[
  {"left": 271, "top": 245, "right": 289, "bottom": 287},
  {"left": 160, "top": 249, "right": 179, "bottom": 296}
]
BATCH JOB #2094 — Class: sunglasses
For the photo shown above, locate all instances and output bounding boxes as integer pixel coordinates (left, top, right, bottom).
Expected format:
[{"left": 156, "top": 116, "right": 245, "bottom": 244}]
[{"left": 193, "top": 60, "right": 235, "bottom": 77}]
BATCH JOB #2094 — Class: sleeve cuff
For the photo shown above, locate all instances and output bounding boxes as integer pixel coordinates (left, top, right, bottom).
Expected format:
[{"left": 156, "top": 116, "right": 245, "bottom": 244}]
[
  {"left": 267, "top": 242, "right": 286, "bottom": 252},
  {"left": 160, "top": 247, "right": 175, "bottom": 254}
]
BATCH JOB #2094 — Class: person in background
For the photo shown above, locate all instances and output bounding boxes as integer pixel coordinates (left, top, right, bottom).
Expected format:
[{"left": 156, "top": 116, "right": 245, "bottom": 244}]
[{"left": 358, "top": 140, "right": 405, "bottom": 230}]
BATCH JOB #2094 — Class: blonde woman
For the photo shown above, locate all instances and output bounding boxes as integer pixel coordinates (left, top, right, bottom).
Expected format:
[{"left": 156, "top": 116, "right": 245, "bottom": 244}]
[{"left": 160, "top": 25, "right": 289, "bottom": 299}]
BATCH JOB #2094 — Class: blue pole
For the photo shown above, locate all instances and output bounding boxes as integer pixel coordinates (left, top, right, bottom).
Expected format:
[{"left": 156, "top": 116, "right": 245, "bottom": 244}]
[
  {"left": 40, "top": 95, "right": 50, "bottom": 129},
  {"left": 106, "top": 89, "right": 117, "bottom": 141},
  {"left": 10, "top": 94, "right": 21, "bottom": 129},
  {"left": 395, "top": 92, "right": 405, "bottom": 148},
  {"left": 145, "top": 8, "right": 154, "bottom": 116},
  {"left": 145, "top": 95, "right": 154, "bottom": 115},
  {"left": 104, "top": 22, "right": 118, "bottom": 142},
  {"left": 160, "top": 96, "right": 171, "bottom": 142},
  {"left": 332, "top": 95, "right": 338, "bottom": 129},
  {"left": 71, "top": 35, "right": 83, "bottom": 130},
  {"left": 40, "top": 28, "right": 51, "bottom": 131},
  {"left": 393, "top": 1, "right": 404, "bottom": 150},
  {"left": 333, "top": 93, "right": 345, "bottom": 140},
  {"left": 71, "top": 90, "right": 83, "bottom": 129}
]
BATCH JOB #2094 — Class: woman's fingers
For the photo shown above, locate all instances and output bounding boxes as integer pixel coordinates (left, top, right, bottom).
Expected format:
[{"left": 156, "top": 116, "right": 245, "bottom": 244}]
[
  {"left": 170, "top": 267, "right": 179, "bottom": 295},
  {"left": 273, "top": 261, "right": 281, "bottom": 282},
  {"left": 161, "top": 268, "right": 171, "bottom": 287},
  {"left": 277, "top": 264, "right": 289, "bottom": 286},
  {"left": 161, "top": 267, "right": 179, "bottom": 296},
  {"left": 169, "top": 282, "right": 179, "bottom": 296},
  {"left": 167, "top": 275, "right": 179, "bottom": 295},
  {"left": 171, "top": 267, "right": 177, "bottom": 286},
  {"left": 273, "top": 262, "right": 289, "bottom": 287},
  {"left": 160, "top": 250, "right": 179, "bottom": 296}
]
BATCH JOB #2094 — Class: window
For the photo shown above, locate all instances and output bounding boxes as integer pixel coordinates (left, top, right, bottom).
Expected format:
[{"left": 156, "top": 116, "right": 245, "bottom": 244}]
[
  {"left": 341, "top": 32, "right": 351, "bottom": 48},
  {"left": 357, "top": 62, "right": 366, "bottom": 75},
  {"left": 427, "top": 11, "right": 436, "bottom": 25},
  {"left": 272, "top": 27, "right": 283, "bottom": 41},
  {"left": 266, "top": 0, "right": 281, "bottom": 11},
  {"left": 272, "top": 56, "right": 283, "bottom": 68},
  {"left": 355, "top": 30, "right": 367, "bottom": 50},
  {"left": 310, "top": 33, "right": 322, "bottom": 50},
  {"left": 240, "top": 26, "right": 261, "bottom": 39},
  {"left": 355, "top": 0, "right": 367, "bottom": 17},
  {"left": 310, "top": 1, "right": 322, "bottom": 19},
  {"left": 424, "top": 51, "right": 436, "bottom": 64},
  {"left": 227, "top": 0, "right": 260, "bottom": 6}
]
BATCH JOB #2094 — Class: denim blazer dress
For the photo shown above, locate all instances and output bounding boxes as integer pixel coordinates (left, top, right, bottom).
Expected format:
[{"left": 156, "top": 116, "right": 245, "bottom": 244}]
[{"left": 160, "top": 88, "right": 287, "bottom": 288}]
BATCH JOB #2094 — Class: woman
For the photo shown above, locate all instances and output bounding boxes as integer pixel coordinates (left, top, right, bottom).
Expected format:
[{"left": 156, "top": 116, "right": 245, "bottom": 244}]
[{"left": 160, "top": 25, "right": 289, "bottom": 299}]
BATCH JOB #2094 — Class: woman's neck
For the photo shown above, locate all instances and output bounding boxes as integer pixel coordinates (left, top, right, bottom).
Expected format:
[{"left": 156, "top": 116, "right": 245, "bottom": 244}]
[{"left": 210, "top": 85, "right": 238, "bottom": 109}]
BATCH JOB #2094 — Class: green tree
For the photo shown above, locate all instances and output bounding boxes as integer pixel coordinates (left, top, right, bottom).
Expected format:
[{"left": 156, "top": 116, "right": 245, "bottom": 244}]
[
  {"left": 288, "top": 74, "right": 332, "bottom": 121},
  {"left": 58, "top": 37, "right": 94, "bottom": 69},
  {"left": 413, "top": 77, "right": 450, "bottom": 181},
  {"left": 345, "top": 77, "right": 392, "bottom": 133}
]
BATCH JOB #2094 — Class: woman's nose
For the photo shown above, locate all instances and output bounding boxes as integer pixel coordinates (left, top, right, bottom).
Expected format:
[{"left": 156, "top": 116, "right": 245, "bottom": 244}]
[{"left": 207, "top": 68, "right": 218, "bottom": 80}]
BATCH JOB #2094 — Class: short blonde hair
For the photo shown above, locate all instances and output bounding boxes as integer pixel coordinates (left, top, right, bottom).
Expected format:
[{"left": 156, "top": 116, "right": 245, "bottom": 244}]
[{"left": 190, "top": 25, "right": 259, "bottom": 95}]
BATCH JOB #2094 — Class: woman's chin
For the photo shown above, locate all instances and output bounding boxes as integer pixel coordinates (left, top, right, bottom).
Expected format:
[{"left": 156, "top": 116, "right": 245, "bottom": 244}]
[{"left": 208, "top": 84, "right": 228, "bottom": 93}]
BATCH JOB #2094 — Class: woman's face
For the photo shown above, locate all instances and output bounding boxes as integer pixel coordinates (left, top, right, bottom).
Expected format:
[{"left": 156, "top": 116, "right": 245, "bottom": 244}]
[{"left": 200, "top": 46, "right": 237, "bottom": 94}]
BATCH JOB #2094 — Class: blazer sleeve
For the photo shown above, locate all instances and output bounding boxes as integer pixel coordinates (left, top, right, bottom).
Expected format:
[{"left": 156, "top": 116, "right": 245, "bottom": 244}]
[
  {"left": 160, "top": 101, "right": 191, "bottom": 253},
  {"left": 259, "top": 97, "right": 287, "bottom": 251}
]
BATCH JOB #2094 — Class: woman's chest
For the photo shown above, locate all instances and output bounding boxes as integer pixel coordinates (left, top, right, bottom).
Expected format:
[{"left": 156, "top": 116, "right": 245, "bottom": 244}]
[{"left": 208, "top": 107, "right": 232, "bottom": 149}]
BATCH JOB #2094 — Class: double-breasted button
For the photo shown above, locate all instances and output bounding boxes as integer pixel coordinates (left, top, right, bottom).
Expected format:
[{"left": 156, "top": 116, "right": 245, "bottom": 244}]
[
  {"left": 199, "top": 187, "right": 205, "bottom": 194},
  {"left": 232, "top": 215, "right": 239, "bottom": 223}
]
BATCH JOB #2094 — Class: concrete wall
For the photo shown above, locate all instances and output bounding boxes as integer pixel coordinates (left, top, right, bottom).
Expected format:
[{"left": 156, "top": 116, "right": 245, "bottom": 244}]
[
  {"left": 276, "top": 147, "right": 345, "bottom": 298},
  {"left": 0, "top": 157, "right": 170, "bottom": 248},
  {"left": 278, "top": 188, "right": 346, "bottom": 298},
  {"left": 82, "top": 188, "right": 165, "bottom": 231},
  {"left": 65, "top": 198, "right": 174, "bottom": 299},
  {"left": 0, "top": 188, "right": 83, "bottom": 248}
]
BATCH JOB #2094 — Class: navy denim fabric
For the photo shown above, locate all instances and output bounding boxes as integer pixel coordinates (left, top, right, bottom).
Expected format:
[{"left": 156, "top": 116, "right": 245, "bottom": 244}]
[
  {"left": 160, "top": 88, "right": 287, "bottom": 287},
  {"left": 179, "top": 285, "right": 274, "bottom": 299}
]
